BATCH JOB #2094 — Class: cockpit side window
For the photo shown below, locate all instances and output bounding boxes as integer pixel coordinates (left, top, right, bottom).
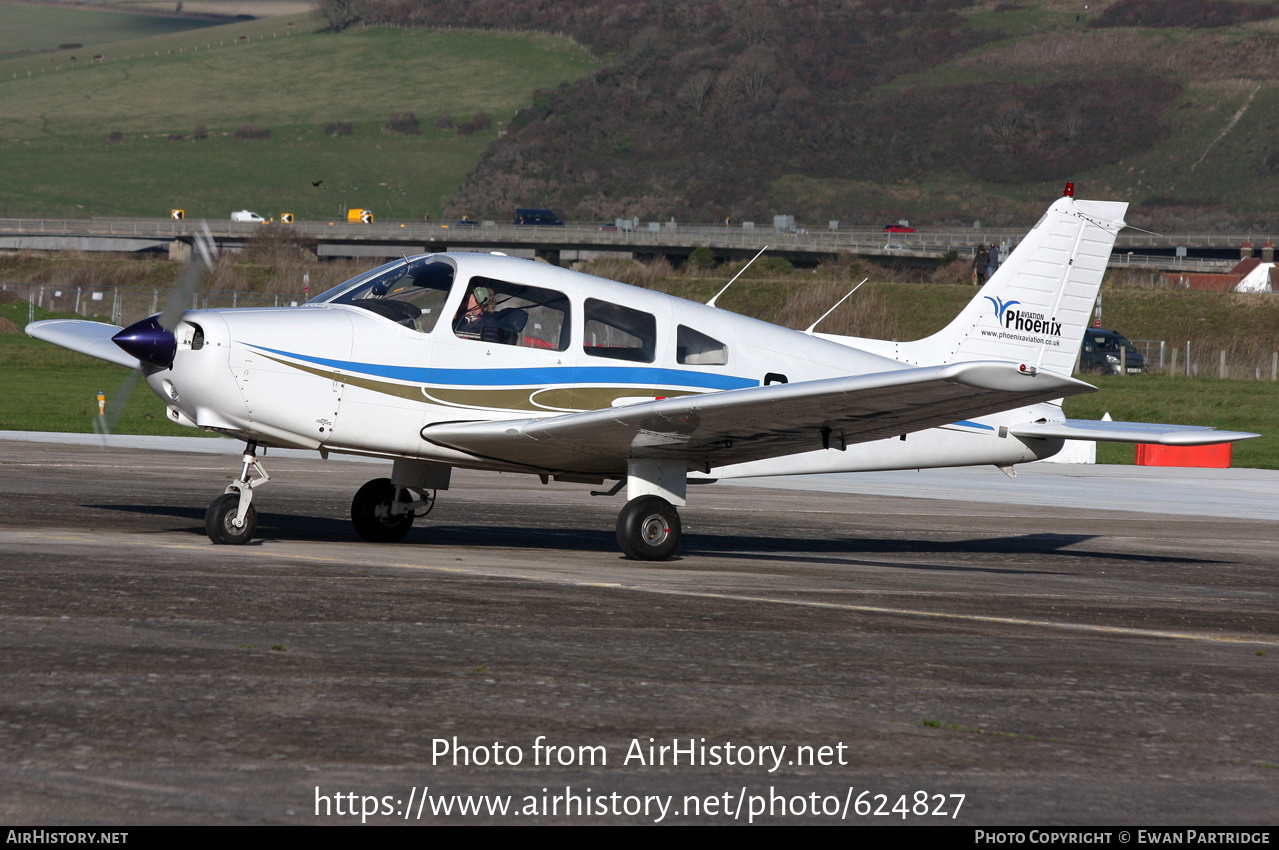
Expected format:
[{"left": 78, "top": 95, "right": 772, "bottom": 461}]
[
  {"left": 583, "top": 299, "right": 656, "bottom": 363},
  {"left": 329, "top": 258, "right": 456, "bottom": 333},
  {"left": 676, "top": 325, "right": 727, "bottom": 365},
  {"left": 453, "top": 276, "right": 571, "bottom": 350}
]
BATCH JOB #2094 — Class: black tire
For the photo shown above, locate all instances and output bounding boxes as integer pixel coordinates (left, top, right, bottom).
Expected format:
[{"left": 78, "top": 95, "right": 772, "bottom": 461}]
[
  {"left": 205, "top": 492, "right": 257, "bottom": 545},
  {"left": 616, "top": 496, "right": 681, "bottom": 561},
  {"left": 352, "top": 478, "right": 414, "bottom": 543}
]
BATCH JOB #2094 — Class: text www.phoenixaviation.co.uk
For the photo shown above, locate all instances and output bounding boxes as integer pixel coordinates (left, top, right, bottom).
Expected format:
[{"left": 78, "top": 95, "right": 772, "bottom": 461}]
[{"left": 316, "top": 786, "right": 965, "bottom": 823}]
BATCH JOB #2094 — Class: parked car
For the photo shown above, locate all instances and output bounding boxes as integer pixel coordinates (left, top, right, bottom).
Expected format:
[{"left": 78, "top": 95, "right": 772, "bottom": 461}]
[
  {"left": 882, "top": 223, "right": 915, "bottom": 233},
  {"left": 1080, "top": 328, "right": 1145, "bottom": 375},
  {"left": 231, "top": 210, "right": 266, "bottom": 223}
]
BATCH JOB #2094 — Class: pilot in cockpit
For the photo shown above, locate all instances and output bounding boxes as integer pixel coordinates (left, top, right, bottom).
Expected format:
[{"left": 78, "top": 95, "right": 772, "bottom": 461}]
[{"left": 454, "top": 286, "right": 502, "bottom": 342}]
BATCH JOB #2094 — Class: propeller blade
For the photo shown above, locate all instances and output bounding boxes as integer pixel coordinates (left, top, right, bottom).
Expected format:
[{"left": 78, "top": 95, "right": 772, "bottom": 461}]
[
  {"left": 157, "top": 222, "right": 217, "bottom": 331},
  {"left": 93, "top": 369, "right": 142, "bottom": 443}
]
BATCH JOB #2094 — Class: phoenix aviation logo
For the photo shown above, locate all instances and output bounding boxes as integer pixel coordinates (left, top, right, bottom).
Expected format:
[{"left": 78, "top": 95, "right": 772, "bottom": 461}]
[{"left": 985, "top": 296, "right": 1061, "bottom": 336}]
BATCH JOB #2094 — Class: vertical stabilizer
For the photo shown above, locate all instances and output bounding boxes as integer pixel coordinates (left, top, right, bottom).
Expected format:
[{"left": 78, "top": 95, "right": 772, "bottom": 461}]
[{"left": 822, "top": 194, "right": 1128, "bottom": 376}]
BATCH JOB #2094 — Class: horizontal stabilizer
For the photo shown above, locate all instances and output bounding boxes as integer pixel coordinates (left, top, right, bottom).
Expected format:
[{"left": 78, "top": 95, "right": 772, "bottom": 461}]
[
  {"left": 26, "top": 320, "right": 140, "bottom": 370},
  {"left": 1011, "top": 419, "right": 1259, "bottom": 446},
  {"left": 424, "top": 361, "right": 1094, "bottom": 474}
]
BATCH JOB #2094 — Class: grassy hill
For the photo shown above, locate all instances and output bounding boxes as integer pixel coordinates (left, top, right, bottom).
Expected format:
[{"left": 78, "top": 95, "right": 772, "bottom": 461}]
[
  {"left": 2, "top": 1, "right": 1274, "bottom": 229},
  {"left": 0, "top": 11, "right": 597, "bottom": 220}
]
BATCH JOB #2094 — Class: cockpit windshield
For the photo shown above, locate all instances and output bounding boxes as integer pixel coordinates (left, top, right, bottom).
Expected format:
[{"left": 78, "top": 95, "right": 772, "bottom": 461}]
[{"left": 313, "top": 257, "right": 458, "bottom": 333}]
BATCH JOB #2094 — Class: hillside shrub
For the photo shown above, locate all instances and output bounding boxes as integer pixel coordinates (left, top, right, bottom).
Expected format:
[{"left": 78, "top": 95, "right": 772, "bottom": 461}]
[
  {"left": 383, "top": 112, "right": 421, "bottom": 136},
  {"left": 685, "top": 246, "right": 716, "bottom": 270},
  {"left": 235, "top": 125, "right": 271, "bottom": 140},
  {"left": 325, "top": 122, "right": 354, "bottom": 136},
  {"left": 107, "top": 131, "right": 124, "bottom": 143},
  {"left": 457, "top": 112, "right": 492, "bottom": 135}
]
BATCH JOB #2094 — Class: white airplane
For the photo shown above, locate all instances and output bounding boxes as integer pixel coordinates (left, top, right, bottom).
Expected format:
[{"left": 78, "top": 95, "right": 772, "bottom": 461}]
[{"left": 27, "top": 186, "right": 1257, "bottom": 559}]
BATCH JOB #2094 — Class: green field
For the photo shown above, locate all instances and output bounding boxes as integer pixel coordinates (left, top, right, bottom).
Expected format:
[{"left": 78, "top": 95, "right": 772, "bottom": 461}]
[
  {"left": 0, "top": 21, "right": 598, "bottom": 219},
  {"left": 0, "top": 302, "right": 202, "bottom": 437}
]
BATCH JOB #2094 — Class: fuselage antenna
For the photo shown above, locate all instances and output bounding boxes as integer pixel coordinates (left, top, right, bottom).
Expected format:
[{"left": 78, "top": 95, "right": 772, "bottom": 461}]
[
  {"left": 707, "top": 245, "right": 769, "bottom": 308},
  {"left": 805, "top": 278, "right": 869, "bottom": 334}
]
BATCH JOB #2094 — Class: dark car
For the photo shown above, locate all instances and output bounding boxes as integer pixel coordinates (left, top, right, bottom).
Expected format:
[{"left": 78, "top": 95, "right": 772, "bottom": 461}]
[
  {"left": 450, "top": 217, "right": 480, "bottom": 228},
  {"left": 882, "top": 223, "right": 915, "bottom": 233},
  {"left": 514, "top": 208, "right": 565, "bottom": 226},
  {"left": 1080, "top": 328, "right": 1145, "bottom": 375}
]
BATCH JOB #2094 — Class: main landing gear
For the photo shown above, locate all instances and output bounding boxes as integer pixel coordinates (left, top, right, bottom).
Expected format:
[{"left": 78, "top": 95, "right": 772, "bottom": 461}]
[
  {"left": 350, "top": 478, "right": 436, "bottom": 543},
  {"left": 612, "top": 459, "right": 687, "bottom": 561},
  {"left": 204, "top": 441, "right": 268, "bottom": 545},
  {"left": 615, "top": 496, "right": 682, "bottom": 561}
]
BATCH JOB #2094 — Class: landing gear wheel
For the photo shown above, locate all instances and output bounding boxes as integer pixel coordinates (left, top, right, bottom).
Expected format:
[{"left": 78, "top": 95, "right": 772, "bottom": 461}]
[
  {"left": 352, "top": 478, "right": 414, "bottom": 543},
  {"left": 205, "top": 493, "right": 257, "bottom": 545},
  {"left": 616, "top": 496, "right": 681, "bottom": 561}
]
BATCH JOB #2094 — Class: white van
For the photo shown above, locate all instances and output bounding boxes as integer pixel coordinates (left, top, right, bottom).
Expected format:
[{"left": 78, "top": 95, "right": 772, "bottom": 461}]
[{"left": 231, "top": 210, "right": 266, "bottom": 223}]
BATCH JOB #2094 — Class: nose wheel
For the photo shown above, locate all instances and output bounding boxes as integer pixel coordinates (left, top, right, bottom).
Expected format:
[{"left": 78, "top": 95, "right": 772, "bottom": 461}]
[
  {"left": 205, "top": 441, "right": 268, "bottom": 545},
  {"left": 616, "top": 496, "right": 681, "bottom": 561},
  {"left": 205, "top": 493, "right": 258, "bottom": 545}
]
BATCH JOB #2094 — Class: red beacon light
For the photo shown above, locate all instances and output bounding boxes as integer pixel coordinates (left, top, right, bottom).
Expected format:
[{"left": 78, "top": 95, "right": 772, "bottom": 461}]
[{"left": 1063, "top": 182, "right": 1075, "bottom": 197}]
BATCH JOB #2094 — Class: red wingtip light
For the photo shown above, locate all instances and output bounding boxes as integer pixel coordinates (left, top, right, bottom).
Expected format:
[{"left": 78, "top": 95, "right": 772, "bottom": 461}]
[{"left": 1063, "top": 182, "right": 1075, "bottom": 197}]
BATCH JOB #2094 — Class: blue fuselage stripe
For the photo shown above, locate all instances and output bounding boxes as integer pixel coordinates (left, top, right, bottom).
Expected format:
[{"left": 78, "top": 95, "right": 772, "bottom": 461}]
[{"left": 248, "top": 344, "right": 759, "bottom": 390}]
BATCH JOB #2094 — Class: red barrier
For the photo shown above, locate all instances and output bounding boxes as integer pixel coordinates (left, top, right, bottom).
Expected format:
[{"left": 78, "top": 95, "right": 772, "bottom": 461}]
[{"left": 1135, "top": 443, "right": 1232, "bottom": 468}]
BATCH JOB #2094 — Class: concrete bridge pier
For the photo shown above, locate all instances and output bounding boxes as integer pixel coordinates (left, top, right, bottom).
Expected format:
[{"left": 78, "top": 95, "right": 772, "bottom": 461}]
[
  {"left": 535, "top": 247, "right": 561, "bottom": 266},
  {"left": 169, "top": 240, "right": 192, "bottom": 262}
]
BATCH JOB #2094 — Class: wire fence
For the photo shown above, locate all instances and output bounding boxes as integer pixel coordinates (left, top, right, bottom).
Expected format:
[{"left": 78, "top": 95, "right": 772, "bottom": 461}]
[
  {"left": 2, "top": 281, "right": 305, "bottom": 328},
  {"left": 1081, "top": 338, "right": 1279, "bottom": 381}
]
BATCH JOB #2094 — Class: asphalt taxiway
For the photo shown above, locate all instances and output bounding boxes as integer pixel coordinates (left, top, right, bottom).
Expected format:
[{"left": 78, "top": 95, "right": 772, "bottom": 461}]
[{"left": 0, "top": 432, "right": 1275, "bottom": 824}]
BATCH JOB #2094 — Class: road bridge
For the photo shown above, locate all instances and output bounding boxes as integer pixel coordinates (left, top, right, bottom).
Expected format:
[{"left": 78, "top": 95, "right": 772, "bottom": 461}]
[{"left": 0, "top": 215, "right": 1258, "bottom": 272}]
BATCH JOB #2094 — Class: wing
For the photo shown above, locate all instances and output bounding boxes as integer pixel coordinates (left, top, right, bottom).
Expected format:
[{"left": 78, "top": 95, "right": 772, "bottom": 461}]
[
  {"left": 26, "top": 320, "right": 141, "bottom": 370},
  {"left": 1011, "top": 419, "right": 1259, "bottom": 446},
  {"left": 423, "top": 361, "right": 1093, "bottom": 475}
]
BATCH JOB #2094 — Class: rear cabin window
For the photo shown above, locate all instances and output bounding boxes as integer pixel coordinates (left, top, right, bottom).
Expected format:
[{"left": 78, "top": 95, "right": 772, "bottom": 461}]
[
  {"left": 583, "top": 299, "right": 656, "bottom": 363},
  {"left": 453, "top": 277, "right": 571, "bottom": 350},
  {"left": 676, "top": 325, "right": 727, "bottom": 365}
]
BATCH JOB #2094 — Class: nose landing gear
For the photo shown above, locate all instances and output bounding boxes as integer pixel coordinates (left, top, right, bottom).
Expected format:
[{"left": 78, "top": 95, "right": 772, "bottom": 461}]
[{"left": 205, "top": 441, "right": 269, "bottom": 545}]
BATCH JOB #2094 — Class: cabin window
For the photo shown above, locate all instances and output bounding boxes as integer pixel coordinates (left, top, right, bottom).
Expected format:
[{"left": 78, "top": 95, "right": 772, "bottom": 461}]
[
  {"left": 676, "top": 325, "right": 727, "bottom": 365},
  {"left": 328, "top": 258, "right": 456, "bottom": 333},
  {"left": 453, "top": 277, "right": 570, "bottom": 350},
  {"left": 583, "top": 299, "right": 656, "bottom": 363}
]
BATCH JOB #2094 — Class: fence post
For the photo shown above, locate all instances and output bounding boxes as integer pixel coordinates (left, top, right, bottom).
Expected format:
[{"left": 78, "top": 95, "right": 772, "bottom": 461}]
[
  {"left": 1169, "top": 347, "right": 1178, "bottom": 377},
  {"left": 1159, "top": 340, "right": 1165, "bottom": 371},
  {"left": 1186, "top": 342, "right": 1191, "bottom": 377},
  {"left": 1120, "top": 346, "right": 1126, "bottom": 376},
  {"left": 1273, "top": 352, "right": 1277, "bottom": 382}
]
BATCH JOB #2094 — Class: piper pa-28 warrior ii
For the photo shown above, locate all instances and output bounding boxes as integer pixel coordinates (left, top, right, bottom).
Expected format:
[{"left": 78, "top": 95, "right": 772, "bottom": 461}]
[{"left": 27, "top": 186, "right": 1258, "bottom": 559}]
